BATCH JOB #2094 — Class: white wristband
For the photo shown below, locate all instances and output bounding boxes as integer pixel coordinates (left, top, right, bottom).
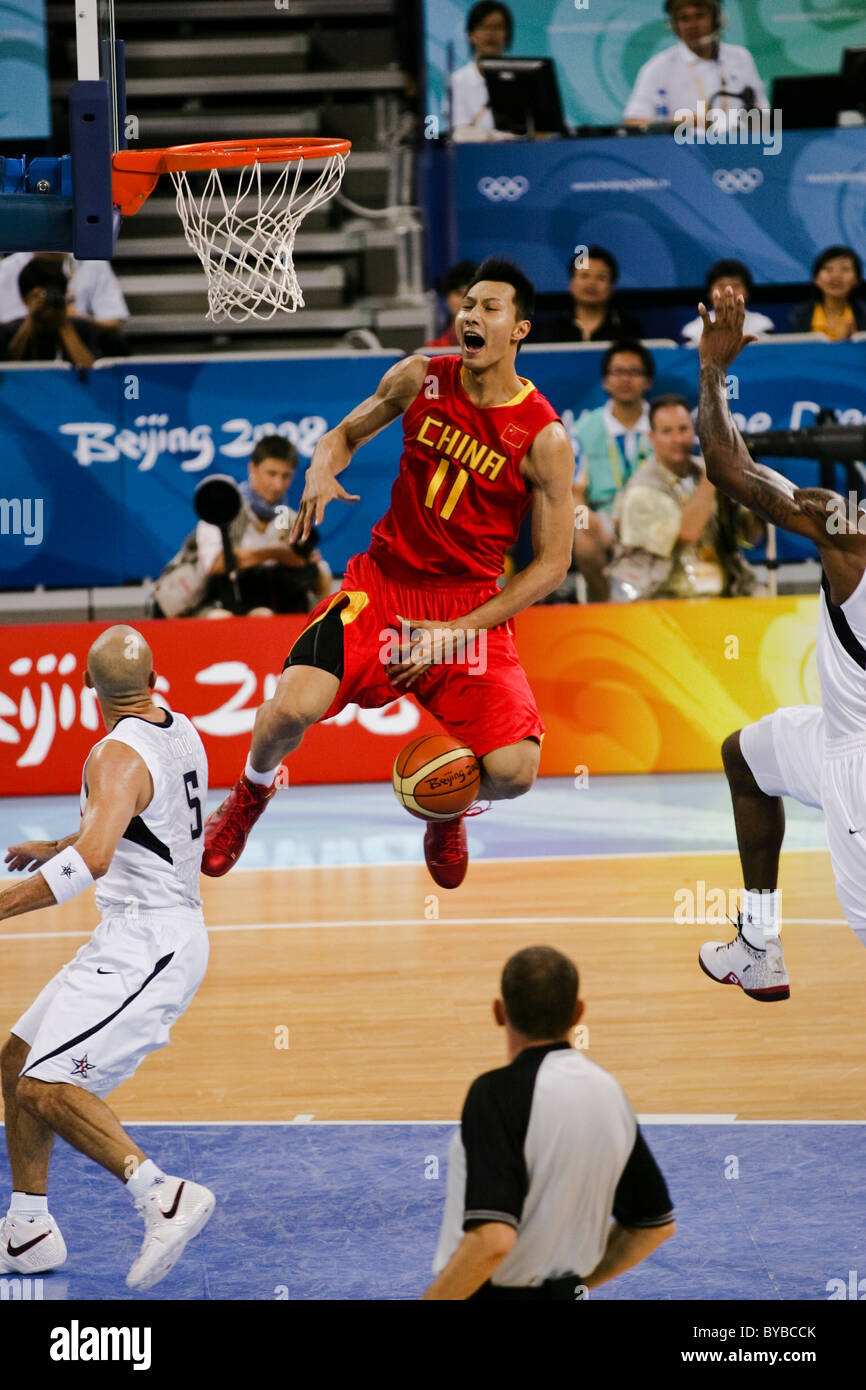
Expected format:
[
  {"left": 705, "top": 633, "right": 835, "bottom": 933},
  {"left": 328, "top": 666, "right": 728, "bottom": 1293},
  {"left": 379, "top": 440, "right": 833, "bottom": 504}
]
[{"left": 39, "top": 847, "right": 95, "bottom": 904}]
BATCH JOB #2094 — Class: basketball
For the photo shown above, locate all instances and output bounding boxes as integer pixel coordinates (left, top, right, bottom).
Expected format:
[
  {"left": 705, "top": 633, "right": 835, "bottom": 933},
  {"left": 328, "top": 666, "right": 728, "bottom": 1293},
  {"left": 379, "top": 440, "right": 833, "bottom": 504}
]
[{"left": 392, "top": 735, "right": 481, "bottom": 821}]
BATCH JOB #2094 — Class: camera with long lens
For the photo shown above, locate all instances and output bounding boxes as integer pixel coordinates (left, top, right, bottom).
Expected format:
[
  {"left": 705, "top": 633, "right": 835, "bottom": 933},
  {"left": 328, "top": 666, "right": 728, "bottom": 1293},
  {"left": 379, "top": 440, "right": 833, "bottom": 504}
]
[{"left": 40, "top": 287, "right": 67, "bottom": 311}]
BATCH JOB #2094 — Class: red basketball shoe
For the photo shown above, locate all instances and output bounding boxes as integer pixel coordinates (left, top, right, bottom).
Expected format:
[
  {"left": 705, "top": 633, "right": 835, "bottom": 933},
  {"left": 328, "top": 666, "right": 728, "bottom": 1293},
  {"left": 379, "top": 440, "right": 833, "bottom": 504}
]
[
  {"left": 423, "top": 804, "right": 487, "bottom": 890},
  {"left": 202, "top": 775, "right": 276, "bottom": 877}
]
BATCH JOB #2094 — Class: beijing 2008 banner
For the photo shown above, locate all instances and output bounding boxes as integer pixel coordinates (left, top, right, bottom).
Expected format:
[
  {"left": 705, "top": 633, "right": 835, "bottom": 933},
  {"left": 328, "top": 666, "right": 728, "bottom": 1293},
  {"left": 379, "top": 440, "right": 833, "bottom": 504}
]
[
  {"left": 424, "top": 0, "right": 866, "bottom": 132},
  {"left": 2, "top": 343, "right": 866, "bottom": 588}
]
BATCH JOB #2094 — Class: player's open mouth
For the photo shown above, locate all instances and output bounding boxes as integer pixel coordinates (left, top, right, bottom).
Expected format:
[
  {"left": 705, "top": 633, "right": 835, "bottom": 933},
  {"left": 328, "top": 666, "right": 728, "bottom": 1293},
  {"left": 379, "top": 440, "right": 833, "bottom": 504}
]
[{"left": 463, "top": 332, "right": 485, "bottom": 355}]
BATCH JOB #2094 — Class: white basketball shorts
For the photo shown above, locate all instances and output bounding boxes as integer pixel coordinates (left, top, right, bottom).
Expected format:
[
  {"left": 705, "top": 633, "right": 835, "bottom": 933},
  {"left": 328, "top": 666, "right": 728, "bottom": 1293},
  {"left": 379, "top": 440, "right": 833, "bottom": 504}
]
[
  {"left": 12, "top": 909, "right": 209, "bottom": 1097},
  {"left": 740, "top": 704, "right": 866, "bottom": 945}
]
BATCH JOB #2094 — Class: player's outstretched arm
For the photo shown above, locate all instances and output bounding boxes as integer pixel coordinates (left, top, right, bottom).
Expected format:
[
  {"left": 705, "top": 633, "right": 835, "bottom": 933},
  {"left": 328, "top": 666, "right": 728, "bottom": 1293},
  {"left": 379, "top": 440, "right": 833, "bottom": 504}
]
[
  {"left": 290, "top": 355, "right": 430, "bottom": 543},
  {"left": 0, "top": 741, "right": 152, "bottom": 924},
  {"left": 697, "top": 290, "right": 830, "bottom": 544},
  {"left": 5, "top": 834, "right": 78, "bottom": 872}
]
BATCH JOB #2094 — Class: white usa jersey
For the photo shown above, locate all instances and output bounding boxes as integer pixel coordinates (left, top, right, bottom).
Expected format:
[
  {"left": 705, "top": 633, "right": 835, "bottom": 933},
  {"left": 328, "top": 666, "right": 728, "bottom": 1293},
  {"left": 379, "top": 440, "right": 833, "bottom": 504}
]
[
  {"left": 817, "top": 568, "right": 866, "bottom": 741},
  {"left": 81, "top": 709, "right": 208, "bottom": 915}
]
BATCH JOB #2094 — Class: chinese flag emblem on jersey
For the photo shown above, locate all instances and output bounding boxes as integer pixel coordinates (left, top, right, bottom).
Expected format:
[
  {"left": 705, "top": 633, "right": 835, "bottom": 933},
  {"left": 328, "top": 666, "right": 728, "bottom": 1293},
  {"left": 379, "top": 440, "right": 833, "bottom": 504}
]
[{"left": 502, "top": 422, "right": 529, "bottom": 451}]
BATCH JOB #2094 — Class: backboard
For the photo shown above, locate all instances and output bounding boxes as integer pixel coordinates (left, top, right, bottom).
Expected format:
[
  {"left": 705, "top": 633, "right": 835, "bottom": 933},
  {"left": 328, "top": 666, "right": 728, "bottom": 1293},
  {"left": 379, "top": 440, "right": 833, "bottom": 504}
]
[
  {"left": 0, "top": 0, "right": 124, "bottom": 256},
  {"left": 94, "top": 0, "right": 123, "bottom": 154}
]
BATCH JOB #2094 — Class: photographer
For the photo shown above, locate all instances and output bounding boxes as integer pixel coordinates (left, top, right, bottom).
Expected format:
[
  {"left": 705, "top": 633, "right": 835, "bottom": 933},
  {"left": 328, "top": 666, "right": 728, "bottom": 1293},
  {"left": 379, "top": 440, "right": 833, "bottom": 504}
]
[
  {"left": 154, "top": 437, "right": 333, "bottom": 619},
  {"left": 0, "top": 260, "right": 101, "bottom": 365}
]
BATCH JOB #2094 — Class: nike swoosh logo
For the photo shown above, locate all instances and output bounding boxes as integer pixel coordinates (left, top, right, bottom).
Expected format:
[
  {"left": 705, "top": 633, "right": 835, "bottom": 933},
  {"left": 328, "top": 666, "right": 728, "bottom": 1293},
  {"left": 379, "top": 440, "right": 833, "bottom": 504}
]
[
  {"left": 96, "top": 968, "right": 116, "bottom": 974},
  {"left": 161, "top": 1181, "right": 185, "bottom": 1220},
  {"left": 849, "top": 829, "right": 860, "bottom": 835},
  {"left": 7, "top": 1231, "right": 50, "bottom": 1257}
]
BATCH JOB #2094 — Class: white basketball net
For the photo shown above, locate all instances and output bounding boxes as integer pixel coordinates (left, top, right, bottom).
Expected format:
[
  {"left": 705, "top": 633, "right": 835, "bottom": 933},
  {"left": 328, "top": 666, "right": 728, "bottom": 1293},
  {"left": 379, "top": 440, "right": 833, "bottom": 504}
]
[{"left": 171, "top": 151, "right": 348, "bottom": 323}]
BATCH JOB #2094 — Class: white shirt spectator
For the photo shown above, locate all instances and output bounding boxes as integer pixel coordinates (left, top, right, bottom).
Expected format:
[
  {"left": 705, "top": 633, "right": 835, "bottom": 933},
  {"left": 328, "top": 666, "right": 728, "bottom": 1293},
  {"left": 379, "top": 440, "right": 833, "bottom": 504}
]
[
  {"left": 450, "top": 60, "right": 515, "bottom": 142},
  {"left": 451, "top": 60, "right": 494, "bottom": 139},
  {"left": 0, "top": 252, "right": 128, "bottom": 324},
  {"left": 624, "top": 40, "right": 769, "bottom": 123},
  {"left": 680, "top": 307, "right": 774, "bottom": 347}
]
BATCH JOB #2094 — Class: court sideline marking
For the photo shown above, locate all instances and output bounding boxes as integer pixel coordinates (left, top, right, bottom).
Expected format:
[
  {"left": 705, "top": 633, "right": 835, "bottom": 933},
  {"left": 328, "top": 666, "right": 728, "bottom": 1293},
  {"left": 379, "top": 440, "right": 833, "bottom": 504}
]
[{"left": 0, "top": 914, "right": 849, "bottom": 944}]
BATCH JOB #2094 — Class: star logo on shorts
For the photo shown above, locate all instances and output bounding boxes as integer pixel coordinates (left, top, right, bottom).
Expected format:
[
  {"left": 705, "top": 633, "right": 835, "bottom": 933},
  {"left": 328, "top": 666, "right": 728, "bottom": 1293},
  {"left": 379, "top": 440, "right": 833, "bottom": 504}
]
[
  {"left": 70, "top": 1054, "right": 96, "bottom": 1077},
  {"left": 60, "top": 862, "right": 76, "bottom": 878}
]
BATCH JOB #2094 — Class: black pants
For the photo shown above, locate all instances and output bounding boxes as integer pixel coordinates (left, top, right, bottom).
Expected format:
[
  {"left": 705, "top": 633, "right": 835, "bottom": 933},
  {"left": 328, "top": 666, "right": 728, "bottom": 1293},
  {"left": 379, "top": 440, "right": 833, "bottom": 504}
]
[
  {"left": 207, "top": 564, "right": 318, "bottom": 615},
  {"left": 469, "top": 1274, "right": 586, "bottom": 1301}
]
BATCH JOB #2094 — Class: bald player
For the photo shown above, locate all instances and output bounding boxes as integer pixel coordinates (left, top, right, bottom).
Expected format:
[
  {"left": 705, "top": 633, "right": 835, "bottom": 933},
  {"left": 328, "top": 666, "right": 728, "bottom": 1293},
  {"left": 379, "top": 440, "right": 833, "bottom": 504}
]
[{"left": 0, "top": 626, "right": 214, "bottom": 1293}]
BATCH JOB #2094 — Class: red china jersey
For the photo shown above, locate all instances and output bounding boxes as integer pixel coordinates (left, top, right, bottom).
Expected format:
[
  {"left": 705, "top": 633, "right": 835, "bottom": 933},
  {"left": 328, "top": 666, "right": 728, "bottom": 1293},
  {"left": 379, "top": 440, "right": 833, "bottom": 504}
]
[{"left": 368, "top": 355, "right": 561, "bottom": 582}]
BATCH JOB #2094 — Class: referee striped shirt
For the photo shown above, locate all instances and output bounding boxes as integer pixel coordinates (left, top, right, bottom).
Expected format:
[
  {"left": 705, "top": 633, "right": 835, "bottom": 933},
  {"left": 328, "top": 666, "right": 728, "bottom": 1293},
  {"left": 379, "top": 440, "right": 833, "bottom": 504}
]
[{"left": 433, "top": 1042, "right": 674, "bottom": 1288}]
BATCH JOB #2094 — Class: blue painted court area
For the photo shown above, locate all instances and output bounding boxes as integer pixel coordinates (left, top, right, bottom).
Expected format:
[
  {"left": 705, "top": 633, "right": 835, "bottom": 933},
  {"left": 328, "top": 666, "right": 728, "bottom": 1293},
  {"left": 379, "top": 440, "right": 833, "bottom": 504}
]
[
  {"left": 1, "top": 1122, "right": 862, "bottom": 1301},
  {"left": 0, "top": 773, "right": 828, "bottom": 872}
]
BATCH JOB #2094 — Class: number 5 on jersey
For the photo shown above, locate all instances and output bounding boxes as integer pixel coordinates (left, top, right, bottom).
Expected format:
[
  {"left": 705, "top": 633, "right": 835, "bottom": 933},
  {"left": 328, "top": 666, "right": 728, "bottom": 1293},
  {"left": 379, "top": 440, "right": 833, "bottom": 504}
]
[{"left": 184, "top": 770, "right": 202, "bottom": 840}]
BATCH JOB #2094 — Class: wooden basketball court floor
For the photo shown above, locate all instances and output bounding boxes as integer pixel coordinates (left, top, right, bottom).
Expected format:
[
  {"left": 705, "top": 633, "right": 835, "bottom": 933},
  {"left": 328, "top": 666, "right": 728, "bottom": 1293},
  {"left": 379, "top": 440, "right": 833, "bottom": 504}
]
[{"left": 2, "top": 774, "right": 865, "bottom": 1299}]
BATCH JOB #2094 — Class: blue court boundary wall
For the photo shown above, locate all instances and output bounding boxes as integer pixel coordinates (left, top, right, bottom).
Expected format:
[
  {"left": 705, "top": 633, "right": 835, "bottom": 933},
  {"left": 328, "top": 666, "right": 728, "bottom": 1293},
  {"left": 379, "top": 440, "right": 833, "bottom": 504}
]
[{"left": 2, "top": 340, "right": 866, "bottom": 590}]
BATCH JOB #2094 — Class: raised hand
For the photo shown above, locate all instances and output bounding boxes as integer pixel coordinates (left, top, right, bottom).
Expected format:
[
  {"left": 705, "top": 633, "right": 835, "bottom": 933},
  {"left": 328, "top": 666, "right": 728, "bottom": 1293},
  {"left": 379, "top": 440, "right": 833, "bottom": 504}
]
[
  {"left": 697, "top": 287, "right": 758, "bottom": 373},
  {"left": 289, "top": 468, "right": 360, "bottom": 544}
]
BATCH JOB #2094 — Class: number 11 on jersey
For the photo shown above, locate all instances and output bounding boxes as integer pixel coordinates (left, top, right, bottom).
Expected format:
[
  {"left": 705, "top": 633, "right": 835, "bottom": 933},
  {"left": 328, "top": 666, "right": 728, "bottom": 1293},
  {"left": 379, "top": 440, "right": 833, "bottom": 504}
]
[{"left": 425, "top": 460, "right": 469, "bottom": 521}]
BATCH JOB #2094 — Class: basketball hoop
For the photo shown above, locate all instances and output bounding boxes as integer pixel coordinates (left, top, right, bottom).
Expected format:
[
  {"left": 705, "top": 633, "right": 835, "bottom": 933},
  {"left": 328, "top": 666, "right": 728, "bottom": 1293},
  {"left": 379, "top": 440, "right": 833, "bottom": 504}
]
[{"left": 111, "top": 138, "right": 351, "bottom": 322}]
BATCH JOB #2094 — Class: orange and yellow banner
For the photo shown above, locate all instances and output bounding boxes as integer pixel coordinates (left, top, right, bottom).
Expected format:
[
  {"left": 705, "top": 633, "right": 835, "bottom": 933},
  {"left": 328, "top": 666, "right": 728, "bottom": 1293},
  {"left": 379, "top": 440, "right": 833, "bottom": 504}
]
[
  {"left": 0, "top": 597, "right": 821, "bottom": 793},
  {"left": 515, "top": 595, "right": 820, "bottom": 774}
]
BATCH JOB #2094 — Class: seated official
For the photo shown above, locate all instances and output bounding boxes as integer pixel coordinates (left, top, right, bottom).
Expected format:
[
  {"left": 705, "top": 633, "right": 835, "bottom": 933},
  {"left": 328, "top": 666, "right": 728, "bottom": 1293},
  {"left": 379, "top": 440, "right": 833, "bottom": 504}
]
[
  {"left": 606, "top": 395, "right": 762, "bottom": 601},
  {"left": 625, "top": 0, "right": 769, "bottom": 127},
  {"left": 450, "top": 1, "right": 516, "bottom": 143},
  {"left": 573, "top": 343, "right": 654, "bottom": 603},
  {"left": 153, "top": 437, "right": 333, "bottom": 619},
  {"left": 681, "top": 260, "right": 773, "bottom": 347},
  {"left": 0, "top": 261, "right": 101, "bottom": 365},
  {"left": 788, "top": 245, "right": 866, "bottom": 341},
  {"left": 540, "top": 247, "right": 643, "bottom": 345}
]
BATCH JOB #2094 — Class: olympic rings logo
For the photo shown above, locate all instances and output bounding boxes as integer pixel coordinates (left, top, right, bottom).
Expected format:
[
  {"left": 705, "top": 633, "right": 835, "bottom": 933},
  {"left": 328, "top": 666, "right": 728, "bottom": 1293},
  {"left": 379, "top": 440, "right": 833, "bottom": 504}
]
[
  {"left": 478, "top": 175, "right": 530, "bottom": 202},
  {"left": 712, "top": 168, "right": 764, "bottom": 194}
]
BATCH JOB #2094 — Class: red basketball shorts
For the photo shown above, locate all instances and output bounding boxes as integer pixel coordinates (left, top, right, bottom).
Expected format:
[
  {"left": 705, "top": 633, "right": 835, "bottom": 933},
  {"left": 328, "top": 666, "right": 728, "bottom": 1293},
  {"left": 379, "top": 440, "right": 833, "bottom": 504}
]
[{"left": 284, "top": 551, "right": 544, "bottom": 760}]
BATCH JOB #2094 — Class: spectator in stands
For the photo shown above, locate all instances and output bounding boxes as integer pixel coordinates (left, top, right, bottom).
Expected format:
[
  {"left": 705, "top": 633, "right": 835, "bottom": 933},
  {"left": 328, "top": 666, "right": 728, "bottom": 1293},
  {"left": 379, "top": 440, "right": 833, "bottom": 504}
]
[
  {"left": 428, "top": 260, "right": 477, "bottom": 347},
  {"left": 572, "top": 343, "right": 655, "bottom": 603},
  {"left": 153, "top": 437, "right": 333, "bottom": 619},
  {"left": 680, "top": 260, "right": 773, "bottom": 347},
  {"left": 0, "top": 250, "right": 128, "bottom": 353},
  {"left": 450, "top": 2, "right": 516, "bottom": 143},
  {"left": 0, "top": 260, "right": 101, "bottom": 365},
  {"left": 788, "top": 245, "right": 866, "bottom": 341},
  {"left": 624, "top": 1, "right": 769, "bottom": 127},
  {"left": 541, "top": 247, "right": 643, "bottom": 344},
  {"left": 605, "top": 394, "right": 762, "bottom": 601}
]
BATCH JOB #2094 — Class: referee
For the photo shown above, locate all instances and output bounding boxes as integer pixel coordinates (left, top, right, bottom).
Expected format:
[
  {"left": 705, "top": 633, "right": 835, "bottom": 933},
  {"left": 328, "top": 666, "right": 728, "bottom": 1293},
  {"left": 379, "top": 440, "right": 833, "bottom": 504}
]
[{"left": 422, "top": 946, "right": 675, "bottom": 1299}]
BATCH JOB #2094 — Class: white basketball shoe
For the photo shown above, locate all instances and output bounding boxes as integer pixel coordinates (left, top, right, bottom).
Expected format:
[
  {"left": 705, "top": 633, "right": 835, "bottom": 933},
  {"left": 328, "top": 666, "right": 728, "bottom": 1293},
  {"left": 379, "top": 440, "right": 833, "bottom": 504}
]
[
  {"left": 699, "top": 917, "right": 790, "bottom": 1002},
  {"left": 0, "top": 1212, "right": 67, "bottom": 1274},
  {"left": 126, "top": 1176, "right": 215, "bottom": 1292}
]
